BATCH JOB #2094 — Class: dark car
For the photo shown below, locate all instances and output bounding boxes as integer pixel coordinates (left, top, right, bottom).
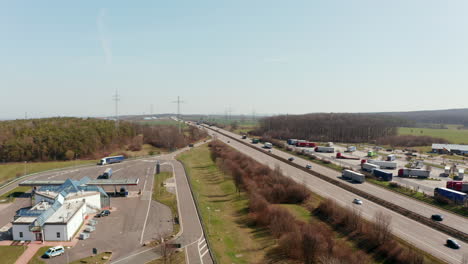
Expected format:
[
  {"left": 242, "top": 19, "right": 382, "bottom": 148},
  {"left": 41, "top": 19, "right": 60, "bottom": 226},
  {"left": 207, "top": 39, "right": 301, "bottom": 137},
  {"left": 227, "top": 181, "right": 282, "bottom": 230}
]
[
  {"left": 446, "top": 238, "right": 460, "bottom": 249},
  {"left": 431, "top": 214, "right": 443, "bottom": 221},
  {"left": 188, "top": 144, "right": 194, "bottom": 147},
  {"left": 305, "top": 164, "right": 312, "bottom": 169},
  {"left": 288, "top": 157, "right": 294, "bottom": 161},
  {"left": 96, "top": 210, "right": 111, "bottom": 218}
]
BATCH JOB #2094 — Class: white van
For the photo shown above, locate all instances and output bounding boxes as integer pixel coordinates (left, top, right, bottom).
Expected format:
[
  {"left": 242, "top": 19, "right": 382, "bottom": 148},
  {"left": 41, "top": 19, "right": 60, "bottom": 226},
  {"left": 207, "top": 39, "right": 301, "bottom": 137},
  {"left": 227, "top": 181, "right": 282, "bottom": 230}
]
[{"left": 44, "top": 246, "right": 65, "bottom": 258}]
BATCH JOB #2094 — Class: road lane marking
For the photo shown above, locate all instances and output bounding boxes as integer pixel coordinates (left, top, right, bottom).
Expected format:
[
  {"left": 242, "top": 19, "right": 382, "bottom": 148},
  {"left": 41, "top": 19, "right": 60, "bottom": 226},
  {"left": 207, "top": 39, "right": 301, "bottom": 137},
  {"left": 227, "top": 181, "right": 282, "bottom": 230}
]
[{"left": 140, "top": 167, "right": 155, "bottom": 245}]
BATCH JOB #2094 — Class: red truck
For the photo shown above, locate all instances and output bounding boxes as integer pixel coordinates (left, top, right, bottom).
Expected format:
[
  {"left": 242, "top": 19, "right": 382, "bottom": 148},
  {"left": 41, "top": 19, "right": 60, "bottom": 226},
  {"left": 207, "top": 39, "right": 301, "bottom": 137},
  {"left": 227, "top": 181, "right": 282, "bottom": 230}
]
[
  {"left": 296, "top": 142, "right": 317, "bottom": 147},
  {"left": 336, "top": 152, "right": 360, "bottom": 160},
  {"left": 446, "top": 181, "right": 468, "bottom": 192}
]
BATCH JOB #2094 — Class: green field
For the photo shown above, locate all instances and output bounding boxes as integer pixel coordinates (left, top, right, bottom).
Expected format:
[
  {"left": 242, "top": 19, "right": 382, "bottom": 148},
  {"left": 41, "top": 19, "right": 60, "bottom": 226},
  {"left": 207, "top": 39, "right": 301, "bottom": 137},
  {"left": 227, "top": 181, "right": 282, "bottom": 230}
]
[
  {"left": 0, "top": 160, "right": 97, "bottom": 187},
  {"left": 27, "top": 246, "right": 50, "bottom": 264},
  {"left": 398, "top": 127, "right": 468, "bottom": 144},
  {"left": 152, "top": 171, "right": 180, "bottom": 236},
  {"left": 0, "top": 246, "right": 26, "bottom": 264},
  {"left": 177, "top": 144, "right": 274, "bottom": 264}
]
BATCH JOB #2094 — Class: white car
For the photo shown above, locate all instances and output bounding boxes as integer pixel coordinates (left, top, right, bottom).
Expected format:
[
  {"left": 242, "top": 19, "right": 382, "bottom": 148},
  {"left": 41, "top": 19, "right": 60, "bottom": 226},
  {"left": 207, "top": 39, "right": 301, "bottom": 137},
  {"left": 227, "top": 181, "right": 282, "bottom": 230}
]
[{"left": 353, "top": 199, "right": 363, "bottom": 205}]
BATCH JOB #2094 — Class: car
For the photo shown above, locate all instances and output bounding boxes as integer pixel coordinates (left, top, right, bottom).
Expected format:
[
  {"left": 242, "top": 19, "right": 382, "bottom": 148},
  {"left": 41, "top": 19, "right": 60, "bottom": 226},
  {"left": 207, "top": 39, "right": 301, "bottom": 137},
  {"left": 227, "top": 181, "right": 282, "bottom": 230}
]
[
  {"left": 96, "top": 210, "right": 111, "bottom": 218},
  {"left": 288, "top": 157, "right": 294, "bottom": 161},
  {"left": 431, "top": 214, "right": 443, "bottom": 221},
  {"left": 305, "top": 164, "right": 312, "bottom": 169},
  {"left": 188, "top": 144, "right": 194, "bottom": 147},
  {"left": 43, "top": 246, "right": 65, "bottom": 258},
  {"left": 446, "top": 238, "right": 460, "bottom": 249},
  {"left": 227, "top": 141, "right": 230, "bottom": 143},
  {"left": 353, "top": 199, "right": 363, "bottom": 205}
]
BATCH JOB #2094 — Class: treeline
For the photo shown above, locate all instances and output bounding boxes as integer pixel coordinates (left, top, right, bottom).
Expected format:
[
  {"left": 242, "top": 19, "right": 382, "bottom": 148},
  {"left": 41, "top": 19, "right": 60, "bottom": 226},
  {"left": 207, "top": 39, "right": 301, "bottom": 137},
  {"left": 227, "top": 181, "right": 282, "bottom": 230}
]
[
  {"left": 376, "top": 135, "right": 449, "bottom": 147},
  {"left": 378, "top": 108, "right": 468, "bottom": 127},
  {"left": 136, "top": 124, "right": 207, "bottom": 150},
  {"left": 0, "top": 118, "right": 135, "bottom": 162},
  {"left": 209, "top": 140, "right": 426, "bottom": 264},
  {"left": 254, "top": 113, "right": 408, "bottom": 143}
]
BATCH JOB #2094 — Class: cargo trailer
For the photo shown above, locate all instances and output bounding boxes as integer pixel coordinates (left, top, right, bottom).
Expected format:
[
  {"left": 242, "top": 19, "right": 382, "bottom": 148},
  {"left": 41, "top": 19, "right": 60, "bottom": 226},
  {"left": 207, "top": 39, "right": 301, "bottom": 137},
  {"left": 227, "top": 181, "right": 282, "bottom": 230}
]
[
  {"left": 367, "top": 160, "right": 397, "bottom": 169},
  {"left": 434, "top": 187, "right": 467, "bottom": 204},
  {"left": 398, "top": 168, "right": 430, "bottom": 178},
  {"left": 362, "top": 162, "right": 379, "bottom": 172},
  {"left": 315, "top": 146, "right": 335, "bottom": 153},
  {"left": 373, "top": 169, "right": 393, "bottom": 181},
  {"left": 342, "top": 169, "right": 365, "bottom": 183}
]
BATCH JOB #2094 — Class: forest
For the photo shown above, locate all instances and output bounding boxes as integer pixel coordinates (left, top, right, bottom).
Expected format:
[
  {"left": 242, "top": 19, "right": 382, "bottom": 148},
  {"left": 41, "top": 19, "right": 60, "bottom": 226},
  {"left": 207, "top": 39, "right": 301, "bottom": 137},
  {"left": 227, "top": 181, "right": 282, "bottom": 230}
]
[
  {"left": 0, "top": 117, "right": 207, "bottom": 162},
  {"left": 254, "top": 113, "right": 408, "bottom": 143}
]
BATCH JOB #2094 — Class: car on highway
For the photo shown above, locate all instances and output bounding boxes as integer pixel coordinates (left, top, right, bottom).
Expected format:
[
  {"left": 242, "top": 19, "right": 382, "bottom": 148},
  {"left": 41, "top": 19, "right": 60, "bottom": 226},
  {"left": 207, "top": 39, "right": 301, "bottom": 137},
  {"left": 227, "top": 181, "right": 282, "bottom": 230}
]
[
  {"left": 431, "top": 214, "right": 444, "bottom": 221},
  {"left": 353, "top": 198, "right": 363, "bottom": 205},
  {"left": 43, "top": 246, "right": 65, "bottom": 258},
  {"left": 227, "top": 140, "right": 230, "bottom": 143},
  {"left": 446, "top": 238, "right": 461, "bottom": 249},
  {"left": 96, "top": 210, "right": 111, "bottom": 218},
  {"left": 288, "top": 157, "right": 294, "bottom": 161},
  {"left": 305, "top": 164, "right": 312, "bottom": 169}
]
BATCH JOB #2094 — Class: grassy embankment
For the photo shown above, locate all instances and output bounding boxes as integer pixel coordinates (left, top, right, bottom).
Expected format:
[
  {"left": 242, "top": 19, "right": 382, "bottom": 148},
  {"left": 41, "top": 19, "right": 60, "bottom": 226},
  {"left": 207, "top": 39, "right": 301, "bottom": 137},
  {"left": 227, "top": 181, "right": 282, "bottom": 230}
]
[
  {"left": 152, "top": 171, "right": 180, "bottom": 236},
  {"left": 147, "top": 250, "right": 185, "bottom": 264},
  {"left": 0, "top": 245, "right": 26, "bottom": 264},
  {"left": 28, "top": 246, "right": 50, "bottom": 264},
  {"left": 178, "top": 143, "right": 443, "bottom": 264}
]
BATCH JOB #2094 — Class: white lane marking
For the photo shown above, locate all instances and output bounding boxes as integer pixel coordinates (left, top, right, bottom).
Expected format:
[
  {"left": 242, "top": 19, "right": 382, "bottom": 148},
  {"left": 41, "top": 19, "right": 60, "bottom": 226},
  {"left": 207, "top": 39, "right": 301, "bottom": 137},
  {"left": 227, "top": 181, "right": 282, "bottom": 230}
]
[
  {"left": 198, "top": 238, "right": 205, "bottom": 246},
  {"left": 140, "top": 167, "right": 155, "bottom": 245},
  {"left": 199, "top": 243, "right": 207, "bottom": 252},
  {"left": 110, "top": 247, "right": 154, "bottom": 264},
  {"left": 200, "top": 248, "right": 209, "bottom": 258}
]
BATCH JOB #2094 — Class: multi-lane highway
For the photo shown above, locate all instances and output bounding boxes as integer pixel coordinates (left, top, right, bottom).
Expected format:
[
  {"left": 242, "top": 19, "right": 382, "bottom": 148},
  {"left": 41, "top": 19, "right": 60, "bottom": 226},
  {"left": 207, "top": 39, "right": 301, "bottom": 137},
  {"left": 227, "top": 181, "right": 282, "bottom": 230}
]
[{"left": 202, "top": 125, "right": 468, "bottom": 264}]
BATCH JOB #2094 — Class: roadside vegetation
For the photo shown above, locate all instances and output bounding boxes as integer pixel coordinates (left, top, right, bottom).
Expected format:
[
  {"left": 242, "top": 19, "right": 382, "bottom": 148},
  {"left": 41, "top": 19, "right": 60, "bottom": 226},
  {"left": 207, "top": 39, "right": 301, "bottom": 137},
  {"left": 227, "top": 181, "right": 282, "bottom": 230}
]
[
  {"left": 147, "top": 249, "right": 185, "bottom": 264},
  {"left": 69, "top": 252, "right": 112, "bottom": 264},
  {"left": 152, "top": 171, "right": 180, "bottom": 236},
  {"left": 0, "top": 245, "right": 26, "bottom": 264},
  {"left": 0, "top": 186, "right": 31, "bottom": 203}
]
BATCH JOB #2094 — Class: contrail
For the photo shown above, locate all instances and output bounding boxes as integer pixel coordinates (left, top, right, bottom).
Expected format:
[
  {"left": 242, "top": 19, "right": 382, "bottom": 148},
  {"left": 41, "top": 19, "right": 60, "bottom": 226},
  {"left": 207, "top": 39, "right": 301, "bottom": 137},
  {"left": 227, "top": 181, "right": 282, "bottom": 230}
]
[{"left": 97, "top": 8, "right": 112, "bottom": 64}]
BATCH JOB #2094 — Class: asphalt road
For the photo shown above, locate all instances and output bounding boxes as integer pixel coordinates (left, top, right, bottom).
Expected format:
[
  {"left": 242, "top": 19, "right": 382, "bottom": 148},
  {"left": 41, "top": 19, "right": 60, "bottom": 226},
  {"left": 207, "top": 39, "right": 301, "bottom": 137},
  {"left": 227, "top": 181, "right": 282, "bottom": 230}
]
[{"left": 203, "top": 125, "right": 468, "bottom": 264}]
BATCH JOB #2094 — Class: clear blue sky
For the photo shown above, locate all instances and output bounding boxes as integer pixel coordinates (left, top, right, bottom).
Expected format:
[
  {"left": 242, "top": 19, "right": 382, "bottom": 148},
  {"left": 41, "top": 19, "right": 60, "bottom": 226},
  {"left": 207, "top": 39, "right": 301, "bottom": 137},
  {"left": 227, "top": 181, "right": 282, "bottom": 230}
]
[{"left": 1, "top": 1, "right": 468, "bottom": 119}]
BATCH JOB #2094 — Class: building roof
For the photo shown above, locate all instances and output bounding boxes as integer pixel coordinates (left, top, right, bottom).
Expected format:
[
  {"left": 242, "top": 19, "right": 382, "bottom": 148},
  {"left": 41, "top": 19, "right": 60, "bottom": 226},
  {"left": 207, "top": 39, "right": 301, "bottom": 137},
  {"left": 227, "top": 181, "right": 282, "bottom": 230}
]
[
  {"left": 432, "top": 144, "right": 468, "bottom": 152},
  {"left": 46, "top": 200, "right": 85, "bottom": 224}
]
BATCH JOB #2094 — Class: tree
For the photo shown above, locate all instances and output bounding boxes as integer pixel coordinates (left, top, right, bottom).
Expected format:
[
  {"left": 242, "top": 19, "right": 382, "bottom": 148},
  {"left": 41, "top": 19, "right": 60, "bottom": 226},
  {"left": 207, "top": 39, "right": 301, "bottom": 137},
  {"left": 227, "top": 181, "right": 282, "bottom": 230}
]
[{"left": 65, "top": 150, "right": 75, "bottom": 161}]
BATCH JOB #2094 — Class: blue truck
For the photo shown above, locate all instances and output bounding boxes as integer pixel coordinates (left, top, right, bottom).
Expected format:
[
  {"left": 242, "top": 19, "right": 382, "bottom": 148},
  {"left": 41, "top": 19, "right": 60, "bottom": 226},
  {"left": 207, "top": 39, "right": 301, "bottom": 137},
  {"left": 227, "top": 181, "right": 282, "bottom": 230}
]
[
  {"left": 373, "top": 169, "right": 393, "bottom": 181},
  {"left": 434, "top": 187, "right": 467, "bottom": 204},
  {"left": 98, "top": 155, "right": 125, "bottom": 165}
]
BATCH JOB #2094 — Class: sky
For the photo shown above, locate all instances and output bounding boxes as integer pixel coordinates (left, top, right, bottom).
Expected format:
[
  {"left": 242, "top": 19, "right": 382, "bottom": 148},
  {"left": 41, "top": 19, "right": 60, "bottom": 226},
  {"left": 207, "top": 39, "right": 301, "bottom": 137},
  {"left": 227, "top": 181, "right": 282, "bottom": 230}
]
[{"left": 1, "top": 1, "right": 468, "bottom": 119}]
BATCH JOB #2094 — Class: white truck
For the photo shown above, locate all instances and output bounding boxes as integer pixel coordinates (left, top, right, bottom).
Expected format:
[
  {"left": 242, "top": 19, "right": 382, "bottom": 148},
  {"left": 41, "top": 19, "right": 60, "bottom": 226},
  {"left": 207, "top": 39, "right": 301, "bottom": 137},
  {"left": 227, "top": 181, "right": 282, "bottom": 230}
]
[
  {"left": 398, "top": 168, "right": 430, "bottom": 178},
  {"left": 315, "top": 146, "right": 335, "bottom": 153},
  {"left": 362, "top": 162, "right": 380, "bottom": 172},
  {"left": 346, "top": 146, "right": 356, "bottom": 152},
  {"left": 386, "top": 154, "right": 396, "bottom": 161},
  {"left": 368, "top": 160, "right": 397, "bottom": 169},
  {"left": 342, "top": 169, "right": 365, "bottom": 183},
  {"left": 264, "top": 142, "right": 273, "bottom": 149}
]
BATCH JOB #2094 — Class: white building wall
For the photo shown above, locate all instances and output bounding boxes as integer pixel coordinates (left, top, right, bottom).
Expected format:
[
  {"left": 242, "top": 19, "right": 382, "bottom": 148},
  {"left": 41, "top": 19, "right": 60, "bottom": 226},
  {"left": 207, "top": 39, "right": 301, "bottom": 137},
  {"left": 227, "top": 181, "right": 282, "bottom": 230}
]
[
  {"left": 67, "top": 193, "right": 101, "bottom": 210},
  {"left": 43, "top": 224, "right": 67, "bottom": 241},
  {"left": 64, "top": 202, "right": 86, "bottom": 240},
  {"left": 12, "top": 224, "right": 34, "bottom": 241}
]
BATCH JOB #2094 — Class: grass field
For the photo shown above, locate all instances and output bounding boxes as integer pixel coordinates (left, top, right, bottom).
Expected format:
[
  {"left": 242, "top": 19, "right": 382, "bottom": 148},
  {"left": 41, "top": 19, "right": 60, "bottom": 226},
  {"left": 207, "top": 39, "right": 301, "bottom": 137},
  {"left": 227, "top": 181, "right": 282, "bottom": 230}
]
[
  {"left": 0, "top": 246, "right": 26, "bottom": 264},
  {"left": 0, "top": 186, "right": 31, "bottom": 203},
  {"left": 177, "top": 144, "right": 275, "bottom": 264},
  {"left": 0, "top": 160, "right": 97, "bottom": 187},
  {"left": 27, "top": 246, "right": 50, "bottom": 264},
  {"left": 398, "top": 126, "right": 468, "bottom": 144},
  {"left": 152, "top": 171, "right": 180, "bottom": 236}
]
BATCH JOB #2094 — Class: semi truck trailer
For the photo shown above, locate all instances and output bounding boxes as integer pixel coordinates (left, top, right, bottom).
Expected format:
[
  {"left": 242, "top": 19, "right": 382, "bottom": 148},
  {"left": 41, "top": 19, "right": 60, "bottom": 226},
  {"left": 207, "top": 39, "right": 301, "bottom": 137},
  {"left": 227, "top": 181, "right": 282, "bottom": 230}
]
[
  {"left": 366, "top": 160, "right": 397, "bottom": 169},
  {"left": 362, "top": 162, "right": 380, "bottom": 172},
  {"left": 315, "top": 146, "right": 335, "bottom": 153},
  {"left": 398, "top": 168, "right": 430, "bottom": 178},
  {"left": 373, "top": 169, "right": 393, "bottom": 181},
  {"left": 101, "top": 168, "right": 113, "bottom": 179},
  {"left": 336, "top": 152, "right": 360, "bottom": 160},
  {"left": 342, "top": 169, "right": 365, "bottom": 183},
  {"left": 446, "top": 181, "right": 468, "bottom": 192},
  {"left": 434, "top": 187, "right": 467, "bottom": 204},
  {"left": 98, "top": 155, "right": 124, "bottom": 165}
]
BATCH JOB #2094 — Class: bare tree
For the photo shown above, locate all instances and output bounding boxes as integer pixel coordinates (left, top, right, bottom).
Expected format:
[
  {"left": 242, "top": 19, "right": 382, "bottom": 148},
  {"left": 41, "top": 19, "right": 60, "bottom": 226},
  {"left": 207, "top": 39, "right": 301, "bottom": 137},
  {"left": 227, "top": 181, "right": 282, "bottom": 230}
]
[{"left": 374, "top": 211, "right": 392, "bottom": 244}]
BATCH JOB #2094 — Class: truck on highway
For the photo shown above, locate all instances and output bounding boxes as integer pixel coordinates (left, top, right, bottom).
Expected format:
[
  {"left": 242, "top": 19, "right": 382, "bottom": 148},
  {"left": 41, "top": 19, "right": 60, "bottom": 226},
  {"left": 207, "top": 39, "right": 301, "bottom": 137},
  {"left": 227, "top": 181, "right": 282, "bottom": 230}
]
[
  {"left": 296, "top": 142, "right": 316, "bottom": 147},
  {"left": 251, "top": 138, "right": 259, "bottom": 144},
  {"left": 345, "top": 146, "right": 356, "bottom": 152},
  {"left": 315, "top": 146, "right": 335, "bottom": 153},
  {"left": 373, "top": 169, "right": 393, "bottom": 181},
  {"left": 446, "top": 181, "right": 468, "bottom": 192},
  {"left": 98, "top": 155, "right": 125, "bottom": 165},
  {"left": 398, "top": 168, "right": 430, "bottom": 178},
  {"left": 336, "top": 152, "right": 359, "bottom": 160},
  {"left": 366, "top": 159, "right": 397, "bottom": 169},
  {"left": 386, "top": 154, "right": 396, "bottom": 161},
  {"left": 362, "top": 162, "right": 379, "bottom": 172},
  {"left": 264, "top": 142, "right": 273, "bottom": 149},
  {"left": 342, "top": 169, "right": 365, "bottom": 183},
  {"left": 287, "top": 139, "right": 298, "bottom": 145},
  {"left": 100, "top": 168, "right": 112, "bottom": 179},
  {"left": 434, "top": 187, "right": 467, "bottom": 204}
]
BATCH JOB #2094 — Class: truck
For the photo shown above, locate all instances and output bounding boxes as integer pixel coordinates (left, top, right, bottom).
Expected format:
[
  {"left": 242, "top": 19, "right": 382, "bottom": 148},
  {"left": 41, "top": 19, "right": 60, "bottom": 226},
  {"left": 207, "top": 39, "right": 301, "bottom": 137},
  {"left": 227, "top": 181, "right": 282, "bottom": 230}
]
[
  {"left": 446, "top": 181, "right": 468, "bottom": 192},
  {"left": 315, "top": 146, "right": 335, "bottom": 153},
  {"left": 373, "top": 169, "right": 393, "bottom": 181},
  {"left": 345, "top": 146, "right": 356, "bottom": 152},
  {"left": 367, "top": 151, "right": 377, "bottom": 157},
  {"left": 287, "top": 139, "right": 298, "bottom": 145},
  {"left": 326, "top": 142, "right": 333, "bottom": 147},
  {"left": 98, "top": 155, "right": 125, "bottom": 165},
  {"left": 386, "top": 154, "right": 396, "bottom": 161},
  {"left": 362, "top": 162, "right": 380, "bottom": 172},
  {"left": 434, "top": 187, "right": 467, "bottom": 204},
  {"left": 398, "top": 168, "right": 430, "bottom": 178},
  {"left": 241, "top": 135, "right": 247, "bottom": 139},
  {"left": 296, "top": 142, "right": 317, "bottom": 147},
  {"left": 443, "top": 166, "right": 451, "bottom": 177},
  {"left": 264, "top": 142, "right": 273, "bottom": 149},
  {"left": 458, "top": 169, "right": 465, "bottom": 180},
  {"left": 342, "top": 169, "right": 365, "bottom": 183},
  {"left": 251, "top": 138, "right": 259, "bottom": 144},
  {"left": 367, "top": 160, "right": 397, "bottom": 169},
  {"left": 336, "top": 152, "right": 360, "bottom": 160},
  {"left": 101, "top": 168, "right": 112, "bottom": 179}
]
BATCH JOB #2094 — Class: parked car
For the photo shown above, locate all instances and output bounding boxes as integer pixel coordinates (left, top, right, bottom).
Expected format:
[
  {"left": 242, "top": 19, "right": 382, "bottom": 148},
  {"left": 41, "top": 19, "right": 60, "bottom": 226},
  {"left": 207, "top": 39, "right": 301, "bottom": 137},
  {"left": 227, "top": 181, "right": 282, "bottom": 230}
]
[
  {"left": 288, "top": 157, "right": 294, "bottom": 161},
  {"left": 431, "top": 214, "right": 443, "bottom": 221},
  {"left": 43, "top": 246, "right": 65, "bottom": 258},
  {"left": 306, "top": 164, "right": 312, "bottom": 169},
  {"left": 188, "top": 144, "right": 194, "bottom": 147},
  {"left": 446, "top": 238, "right": 460, "bottom": 249},
  {"left": 353, "top": 199, "right": 363, "bottom": 205},
  {"left": 96, "top": 210, "right": 111, "bottom": 218}
]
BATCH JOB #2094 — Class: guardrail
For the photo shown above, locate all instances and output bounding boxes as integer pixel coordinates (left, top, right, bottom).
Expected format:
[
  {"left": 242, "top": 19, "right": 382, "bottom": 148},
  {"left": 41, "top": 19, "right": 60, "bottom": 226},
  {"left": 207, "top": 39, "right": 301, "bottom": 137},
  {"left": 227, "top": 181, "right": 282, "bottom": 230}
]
[
  {"left": 207, "top": 126, "right": 468, "bottom": 244},
  {"left": 177, "top": 160, "right": 218, "bottom": 264}
]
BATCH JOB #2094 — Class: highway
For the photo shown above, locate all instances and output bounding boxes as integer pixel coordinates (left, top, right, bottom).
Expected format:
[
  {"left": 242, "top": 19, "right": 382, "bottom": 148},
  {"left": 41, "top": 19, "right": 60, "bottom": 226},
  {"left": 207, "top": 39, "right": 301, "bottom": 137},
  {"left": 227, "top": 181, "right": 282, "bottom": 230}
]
[{"left": 203, "top": 125, "right": 468, "bottom": 264}]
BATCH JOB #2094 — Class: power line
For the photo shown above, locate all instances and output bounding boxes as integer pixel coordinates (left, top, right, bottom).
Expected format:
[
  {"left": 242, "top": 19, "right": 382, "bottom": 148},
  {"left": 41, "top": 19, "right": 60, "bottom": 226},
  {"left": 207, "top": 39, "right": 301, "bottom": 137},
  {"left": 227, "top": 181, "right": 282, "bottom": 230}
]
[
  {"left": 172, "top": 96, "right": 186, "bottom": 133},
  {"left": 113, "top": 90, "right": 120, "bottom": 129}
]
